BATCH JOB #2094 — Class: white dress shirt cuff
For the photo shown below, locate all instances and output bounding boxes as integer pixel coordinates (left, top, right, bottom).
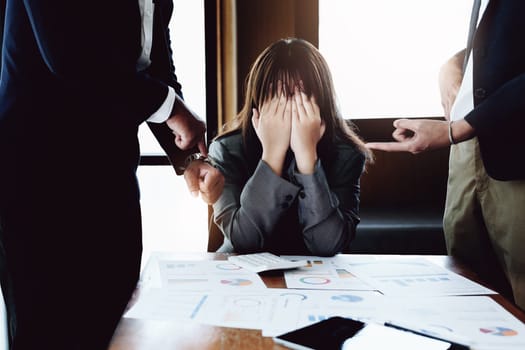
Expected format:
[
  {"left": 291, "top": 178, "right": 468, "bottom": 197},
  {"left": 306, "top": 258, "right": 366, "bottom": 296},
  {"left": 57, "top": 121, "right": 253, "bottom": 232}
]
[{"left": 147, "top": 86, "right": 175, "bottom": 123}]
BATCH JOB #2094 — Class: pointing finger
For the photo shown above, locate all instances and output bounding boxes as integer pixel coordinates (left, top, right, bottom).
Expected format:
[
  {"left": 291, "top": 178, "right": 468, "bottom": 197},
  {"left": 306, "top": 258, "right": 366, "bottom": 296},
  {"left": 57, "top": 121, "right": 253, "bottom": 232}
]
[{"left": 365, "top": 142, "right": 411, "bottom": 152}]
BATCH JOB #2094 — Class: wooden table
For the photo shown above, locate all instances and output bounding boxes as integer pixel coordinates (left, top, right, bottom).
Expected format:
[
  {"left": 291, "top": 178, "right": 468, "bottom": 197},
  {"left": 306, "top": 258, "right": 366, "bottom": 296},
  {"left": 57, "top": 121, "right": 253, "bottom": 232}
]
[{"left": 109, "top": 253, "right": 525, "bottom": 350}]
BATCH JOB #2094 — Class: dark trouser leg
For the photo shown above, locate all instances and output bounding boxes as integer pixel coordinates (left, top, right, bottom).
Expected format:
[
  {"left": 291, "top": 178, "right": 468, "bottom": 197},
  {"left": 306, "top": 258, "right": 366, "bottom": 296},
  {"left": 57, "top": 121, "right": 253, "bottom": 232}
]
[{"left": 3, "top": 186, "right": 142, "bottom": 350}]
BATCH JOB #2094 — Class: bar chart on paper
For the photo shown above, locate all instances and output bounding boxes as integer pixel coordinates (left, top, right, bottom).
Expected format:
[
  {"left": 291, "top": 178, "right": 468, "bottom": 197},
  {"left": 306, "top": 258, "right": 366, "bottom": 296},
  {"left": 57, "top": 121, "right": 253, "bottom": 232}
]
[{"left": 346, "top": 257, "right": 496, "bottom": 296}]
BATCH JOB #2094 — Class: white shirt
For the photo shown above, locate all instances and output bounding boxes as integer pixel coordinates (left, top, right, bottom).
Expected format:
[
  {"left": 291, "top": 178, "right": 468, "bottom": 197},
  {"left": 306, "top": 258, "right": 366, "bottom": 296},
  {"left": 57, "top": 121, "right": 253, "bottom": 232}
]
[
  {"left": 138, "top": 0, "right": 176, "bottom": 123},
  {"left": 450, "top": 0, "right": 490, "bottom": 122}
]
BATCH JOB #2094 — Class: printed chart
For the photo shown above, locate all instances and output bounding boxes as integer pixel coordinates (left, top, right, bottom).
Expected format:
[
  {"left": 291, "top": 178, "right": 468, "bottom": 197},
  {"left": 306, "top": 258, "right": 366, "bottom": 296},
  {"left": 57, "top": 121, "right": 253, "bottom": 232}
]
[
  {"left": 157, "top": 259, "right": 266, "bottom": 291},
  {"left": 346, "top": 257, "right": 496, "bottom": 296},
  {"left": 282, "top": 256, "right": 375, "bottom": 291}
]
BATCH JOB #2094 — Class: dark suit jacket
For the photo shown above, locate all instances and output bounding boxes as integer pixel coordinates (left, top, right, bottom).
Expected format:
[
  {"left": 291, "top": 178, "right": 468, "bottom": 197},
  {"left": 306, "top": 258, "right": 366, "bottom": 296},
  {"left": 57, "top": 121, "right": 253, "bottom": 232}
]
[
  {"left": 0, "top": 0, "right": 192, "bottom": 317},
  {"left": 0, "top": 2, "right": 190, "bottom": 344},
  {"left": 0, "top": 0, "right": 194, "bottom": 349},
  {"left": 0, "top": 0, "right": 189, "bottom": 213},
  {"left": 464, "top": 0, "right": 525, "bottom": 181}
]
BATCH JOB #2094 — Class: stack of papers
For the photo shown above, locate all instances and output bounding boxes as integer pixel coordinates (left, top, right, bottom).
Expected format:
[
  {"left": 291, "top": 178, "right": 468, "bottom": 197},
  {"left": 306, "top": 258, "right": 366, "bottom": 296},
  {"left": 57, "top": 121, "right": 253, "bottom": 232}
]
[{"left": 125, "top": 253, "right": 525, "bottom": 350}]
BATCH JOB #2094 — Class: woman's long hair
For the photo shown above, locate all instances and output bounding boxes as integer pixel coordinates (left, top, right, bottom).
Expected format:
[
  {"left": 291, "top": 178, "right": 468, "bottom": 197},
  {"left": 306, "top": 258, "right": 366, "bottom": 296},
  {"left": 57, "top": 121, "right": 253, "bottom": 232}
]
[{"left": 219, "top": 38, "right": 372, "bottom": 167}]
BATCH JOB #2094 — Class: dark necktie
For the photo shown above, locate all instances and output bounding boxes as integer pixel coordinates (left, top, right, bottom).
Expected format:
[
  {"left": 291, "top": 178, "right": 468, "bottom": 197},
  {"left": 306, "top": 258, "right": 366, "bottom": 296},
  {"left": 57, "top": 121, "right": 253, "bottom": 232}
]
[{"left": 463, "top": 0, "right": 482, "bottom": 71}]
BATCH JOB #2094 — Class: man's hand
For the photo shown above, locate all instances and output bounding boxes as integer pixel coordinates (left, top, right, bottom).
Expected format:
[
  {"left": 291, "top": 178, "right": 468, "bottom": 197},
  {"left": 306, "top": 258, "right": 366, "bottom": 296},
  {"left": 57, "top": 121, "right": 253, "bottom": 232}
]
[
  {"left": 166, "top": 96, "right": 207, "bottom": 155},
  {"left": 290, "top": 87, "right": 325, "bottom": 174},
  {"left": 366, "top": 119, "right": 450, "bottom": 154},
  {"left": 366, "top": 118, "right": 475, "bottom": 154},
  {"left": 252, "top": 82, "right": 292, "bottom": 176},
  {"left": 439, "top": 51, "right": 464, "bottom": 120},
  {"left": 184, "top": 160, "right": 225, "bottom": 205}
]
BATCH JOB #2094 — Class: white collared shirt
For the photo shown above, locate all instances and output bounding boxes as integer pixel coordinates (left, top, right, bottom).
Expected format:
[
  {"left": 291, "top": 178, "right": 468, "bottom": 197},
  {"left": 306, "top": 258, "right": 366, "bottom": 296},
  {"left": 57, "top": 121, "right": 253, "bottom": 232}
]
[
  {"left": 450, "top": 0, "right": 490, "bottom": 122},
  {"left": 138, "top": 0, "right": 176, "bottom": 123}
]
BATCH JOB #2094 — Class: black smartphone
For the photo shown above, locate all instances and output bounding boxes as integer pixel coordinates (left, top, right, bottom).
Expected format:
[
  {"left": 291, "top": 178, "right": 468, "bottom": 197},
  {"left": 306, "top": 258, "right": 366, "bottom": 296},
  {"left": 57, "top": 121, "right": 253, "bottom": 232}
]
[{"left": 273, "top": 317, "right": 470, "bottom": 350}]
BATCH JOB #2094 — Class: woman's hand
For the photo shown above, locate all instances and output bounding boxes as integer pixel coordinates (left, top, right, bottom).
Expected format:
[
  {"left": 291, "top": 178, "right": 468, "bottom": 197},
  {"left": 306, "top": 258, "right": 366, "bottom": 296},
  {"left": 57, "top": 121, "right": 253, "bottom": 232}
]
[
  {"left": 252, "top": 83, "right": 292, "bottom": 176},
  {"left": 290, "top": 87, "right": 325, "bottom": 174}
]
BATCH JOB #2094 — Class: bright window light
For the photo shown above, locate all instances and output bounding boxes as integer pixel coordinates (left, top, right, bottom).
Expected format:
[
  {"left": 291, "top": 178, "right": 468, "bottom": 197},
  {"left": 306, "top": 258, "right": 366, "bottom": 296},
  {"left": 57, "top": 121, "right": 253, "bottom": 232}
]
[
  {"left": 319, "top": 0, "right": 472, "bottom": 119},
  {"left": 139, "top": 0, "right": 207, "bottom": 154},
  {"left": 137, "top": 0, "right": 208, "bottom": 266}
]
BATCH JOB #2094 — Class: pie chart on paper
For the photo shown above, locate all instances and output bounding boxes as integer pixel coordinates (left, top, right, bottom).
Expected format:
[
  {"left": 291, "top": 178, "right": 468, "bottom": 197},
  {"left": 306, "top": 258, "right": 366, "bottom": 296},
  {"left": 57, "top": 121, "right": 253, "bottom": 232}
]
[
  {"left": 299, "top": 277, "right": 331, "bottom": 285},
  {"left": 479, "top": 327, "right": 518, "bottom": 336},
  {"left": 220, "top": 278, "right": 253, "bottom": 286}
]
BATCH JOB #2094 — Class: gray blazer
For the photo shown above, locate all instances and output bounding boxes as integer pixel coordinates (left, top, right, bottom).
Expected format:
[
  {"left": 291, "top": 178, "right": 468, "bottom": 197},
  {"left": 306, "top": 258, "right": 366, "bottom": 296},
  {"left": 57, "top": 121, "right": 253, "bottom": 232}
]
[{"left": 209, "top": 131, "right": 365, "bottom": 256}]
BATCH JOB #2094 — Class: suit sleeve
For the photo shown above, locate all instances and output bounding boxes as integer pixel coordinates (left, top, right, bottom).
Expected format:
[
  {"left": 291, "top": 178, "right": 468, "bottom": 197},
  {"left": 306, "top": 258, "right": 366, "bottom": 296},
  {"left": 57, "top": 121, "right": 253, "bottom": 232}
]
[
  {"left": 210, "top": 141, "right": 301, "bottom": 253},
  {"left": 143, "top": 2, "right": 200, "bottom": 173},
  {"left": 291, "top": 152, "right": 364, "bottom": 256},
  {"left": 22, "top": 0, "right": 169, "bottom": 125},
  {"left": 464, "top": 74, "right": 525, "bottom": 135}
]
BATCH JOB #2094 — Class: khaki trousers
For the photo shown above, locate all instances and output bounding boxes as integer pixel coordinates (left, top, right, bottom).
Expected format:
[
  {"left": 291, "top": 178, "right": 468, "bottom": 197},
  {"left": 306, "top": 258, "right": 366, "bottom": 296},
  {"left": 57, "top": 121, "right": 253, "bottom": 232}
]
[{"left": 444, "top": 138, "right": 525, "bottom": 310}]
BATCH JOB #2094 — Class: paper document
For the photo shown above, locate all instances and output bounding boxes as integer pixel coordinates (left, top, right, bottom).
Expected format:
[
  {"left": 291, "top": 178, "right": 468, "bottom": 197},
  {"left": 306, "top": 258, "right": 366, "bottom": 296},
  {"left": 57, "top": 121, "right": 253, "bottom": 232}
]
[
  {"left": 381, "top": 296, "right": 525, "bottom": 350},
  {"left": 345, "top": 256, "right": 496, "bottom": 296},
  {"left": 125, "top": 289, "right": 208, "bottom": 322},
  {"left": 263, "top": 293, "right": 525, "bottom": 350},
  {"left": 157, "top": 259, "right": 267, "bottom": 291},
  {"left": 193, "top": 289, "right": 381, "bottom": 332},
  {"left": 282, "top": 256, "right": 376, "bottom": 291},
  {"left": 126, "top": 253, "right": 522, "bottom": 350},
  {"left": 262, "top": 289, "right": 385, "bottom": 337}
]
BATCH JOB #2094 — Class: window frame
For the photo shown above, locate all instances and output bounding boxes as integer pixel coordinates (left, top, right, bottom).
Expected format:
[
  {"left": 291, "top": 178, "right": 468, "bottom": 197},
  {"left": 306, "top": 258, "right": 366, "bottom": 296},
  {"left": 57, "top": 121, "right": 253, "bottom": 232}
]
[{"left": 139, "top": 0, "right": 218, "bottom": 166}]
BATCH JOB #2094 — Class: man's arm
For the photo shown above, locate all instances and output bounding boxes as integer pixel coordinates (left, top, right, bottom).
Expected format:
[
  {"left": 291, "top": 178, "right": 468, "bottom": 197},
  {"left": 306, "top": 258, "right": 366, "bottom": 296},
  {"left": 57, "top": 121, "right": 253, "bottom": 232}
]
[
  {"left": 366, "top": 51, "right": 475, "bottom": 154},
  {"left": 144, "top": 2, "right": 207, "bottom": 172},
  {"left": 464, "top": 73, "right": 525, "bottom": 135},
  {"left": 439, "top": 50, "right": 465, "bottom": 121}
]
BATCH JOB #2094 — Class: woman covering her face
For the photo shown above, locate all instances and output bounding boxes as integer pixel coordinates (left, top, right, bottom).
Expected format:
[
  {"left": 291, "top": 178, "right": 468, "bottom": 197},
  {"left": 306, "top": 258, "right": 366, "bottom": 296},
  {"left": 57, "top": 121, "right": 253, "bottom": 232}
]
[{"left": 208, "top": 38, "right": 372, "bottom": 256}]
